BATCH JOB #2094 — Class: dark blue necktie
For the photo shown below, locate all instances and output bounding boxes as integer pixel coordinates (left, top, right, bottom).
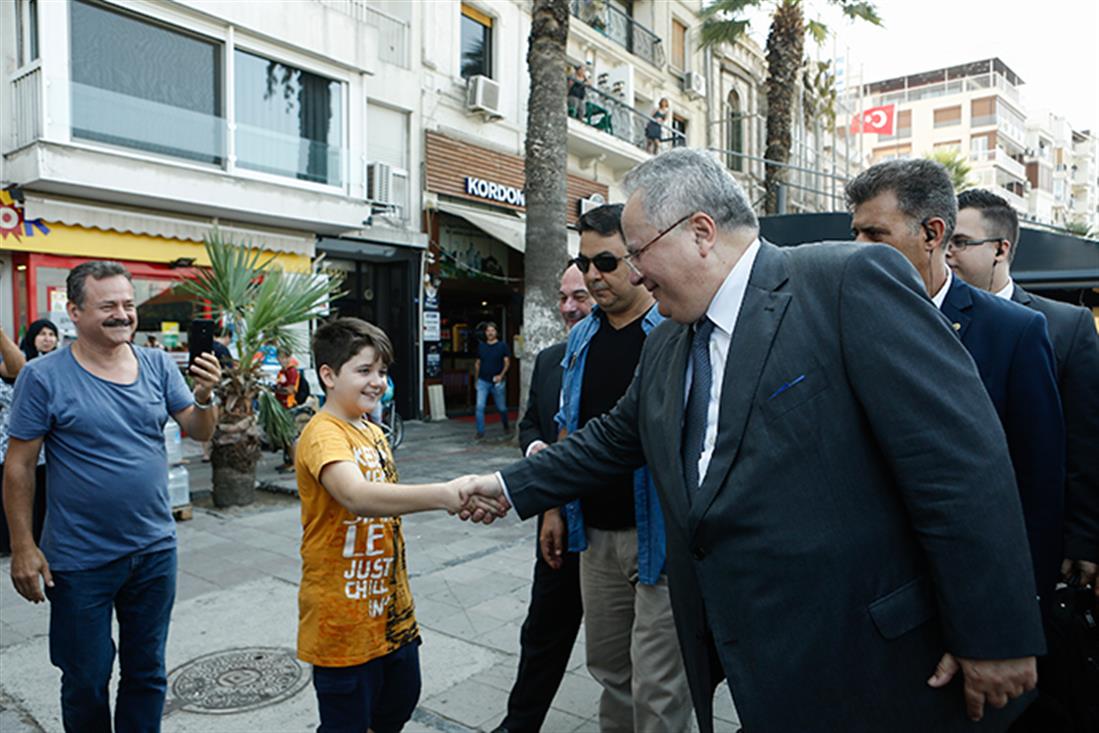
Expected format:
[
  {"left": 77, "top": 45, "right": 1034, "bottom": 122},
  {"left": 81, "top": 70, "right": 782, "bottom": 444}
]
[{"left": 682, "top": 317, "right": 715, "bottom": 494}]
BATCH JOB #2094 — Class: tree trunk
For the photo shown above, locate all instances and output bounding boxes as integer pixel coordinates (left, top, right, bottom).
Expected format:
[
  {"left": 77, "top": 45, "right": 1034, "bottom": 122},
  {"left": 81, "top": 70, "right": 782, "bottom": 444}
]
[
  {"left": 763, "top": 0, "right": 804, "bottom": 214},
  {"left": 520, "top": 0, "right": 570, "bottom": 416},
  {"left": 210, "top": 419, "right": 261, "bottom": 507}
]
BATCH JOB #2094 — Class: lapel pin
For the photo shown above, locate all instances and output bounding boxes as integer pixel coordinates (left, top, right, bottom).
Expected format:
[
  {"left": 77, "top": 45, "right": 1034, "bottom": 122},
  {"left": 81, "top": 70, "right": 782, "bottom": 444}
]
[{"left": 952, "top": 323, "right": 961, "bottom": 331}]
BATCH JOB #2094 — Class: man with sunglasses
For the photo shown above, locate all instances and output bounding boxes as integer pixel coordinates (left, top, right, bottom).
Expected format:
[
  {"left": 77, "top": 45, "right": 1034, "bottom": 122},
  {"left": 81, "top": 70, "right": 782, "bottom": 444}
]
[
  {"left": 551, "top": 203, "right": 691, "bottom": 732},
  {"left": 463, "top": 149, "right": 1050, "bottom": 731}
]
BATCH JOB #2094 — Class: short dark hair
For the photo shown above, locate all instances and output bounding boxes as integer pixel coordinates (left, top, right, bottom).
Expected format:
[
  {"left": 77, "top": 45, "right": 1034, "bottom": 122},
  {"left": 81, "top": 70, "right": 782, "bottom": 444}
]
[
  {"left": 845, "top": 159, "right": 958, "bottom": 243},
  {"left": 577, "top": 203, "right": 624, "bottom": 237},
  {"left": 957, "top": 188, "right": 1020, "bottom": 262},
  {"left": 67, "top": 261, "right": 132, "bottom": 308},
  {"left": 311, "top": 318, "right": 393, "bottom": 393}
]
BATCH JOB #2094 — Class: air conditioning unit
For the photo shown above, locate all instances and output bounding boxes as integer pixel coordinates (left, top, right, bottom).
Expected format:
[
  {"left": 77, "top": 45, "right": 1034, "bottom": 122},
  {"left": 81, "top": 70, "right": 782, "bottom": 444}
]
[
  {"left": 578, "top": 193, "right": 607, "bottom": 216},
  {"left": 467, "top": 75, "right": 503, "bottom": 120},
  {"left": 366, "top": 162, "right": 394, "bottom": 205},
  {"left": 683, "top": 71, "right": 706, "bottom": 100}
]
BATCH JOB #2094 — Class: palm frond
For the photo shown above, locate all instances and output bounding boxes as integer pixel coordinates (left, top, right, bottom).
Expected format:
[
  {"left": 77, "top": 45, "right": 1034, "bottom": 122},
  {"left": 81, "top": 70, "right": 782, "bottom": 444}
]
[
  {"left": 698, "top": 18, "right": 752, "bottom": 49},
  {"left": 699, "top": 0, "right": 763, "bottom": 21},
  {"left": 806, "top": 19, "right": 828, "bottom": 44},
  {"left": 838, "top": 1, "right": 883, "bottom": 26},
  {"left": 257, "top": 389, "right": 297, "bottom": 450}
]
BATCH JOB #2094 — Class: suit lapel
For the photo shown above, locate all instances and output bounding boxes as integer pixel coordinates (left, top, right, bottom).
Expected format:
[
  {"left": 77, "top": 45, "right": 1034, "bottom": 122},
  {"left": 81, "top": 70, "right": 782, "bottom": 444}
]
[
  {"left": 688, "top": 242, "right": 791, "bottom": 534},
  {"left": 1011, "top": 283, "right": 1032, "bottom": 307},
  {"left": 662, "top": 324, "right": 692, "bottom": 515},
  {"left": 940, "top": 277, "right": 973, "bottom": 341}
]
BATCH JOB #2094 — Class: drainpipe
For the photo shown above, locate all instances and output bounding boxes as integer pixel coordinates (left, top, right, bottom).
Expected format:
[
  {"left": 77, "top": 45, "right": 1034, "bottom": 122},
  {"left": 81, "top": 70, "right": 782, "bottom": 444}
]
[{"left": 704, "top": 46, "right": 714, "bottom": 148}]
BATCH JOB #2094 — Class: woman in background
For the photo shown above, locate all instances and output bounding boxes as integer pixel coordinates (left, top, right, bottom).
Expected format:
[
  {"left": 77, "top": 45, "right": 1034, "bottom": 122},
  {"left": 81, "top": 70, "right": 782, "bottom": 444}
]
[{"left": 19, "top": 319, "right": 59, "bottom": 361}]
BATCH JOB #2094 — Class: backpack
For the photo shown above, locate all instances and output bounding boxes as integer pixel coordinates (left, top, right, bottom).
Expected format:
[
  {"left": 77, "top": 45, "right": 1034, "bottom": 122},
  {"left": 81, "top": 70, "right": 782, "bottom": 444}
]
[{"left": 294, "top": 371, "right": 311, "bottom": 405}]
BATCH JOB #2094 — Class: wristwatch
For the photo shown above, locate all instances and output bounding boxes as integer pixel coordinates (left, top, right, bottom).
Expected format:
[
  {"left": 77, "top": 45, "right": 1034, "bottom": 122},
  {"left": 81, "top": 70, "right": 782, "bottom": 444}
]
[{"left": 193, "top": 391, "right": 219, "bottom": 410}]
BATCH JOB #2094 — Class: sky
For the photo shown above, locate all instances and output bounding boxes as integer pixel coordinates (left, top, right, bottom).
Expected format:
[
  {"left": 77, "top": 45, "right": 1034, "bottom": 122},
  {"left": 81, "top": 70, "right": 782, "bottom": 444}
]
[{"left": 742, "top": 0, "right": 1099, "bottom": 132}]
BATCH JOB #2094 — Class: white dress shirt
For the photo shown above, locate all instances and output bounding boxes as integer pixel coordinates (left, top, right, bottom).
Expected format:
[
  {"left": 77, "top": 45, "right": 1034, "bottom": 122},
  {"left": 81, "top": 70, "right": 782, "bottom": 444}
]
[
  {"left": 994, "top": 278, "right": 1014, "bottom": 300},
  {"left": 931, "top": 268, "right": 953, "bottom": 310},
  {"left": 687, "top": 238, "right": 761, "bottom": 485}
]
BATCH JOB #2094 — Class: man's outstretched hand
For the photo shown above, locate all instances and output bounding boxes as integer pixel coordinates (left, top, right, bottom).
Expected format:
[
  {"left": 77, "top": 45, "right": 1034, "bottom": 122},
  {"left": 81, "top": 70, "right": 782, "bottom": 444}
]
[
  {"left": 927, "top": 652, "right": 1036, "bottom": 721},
  {"left": 455, "top": 474, "right": 511, "bottom": 524}
]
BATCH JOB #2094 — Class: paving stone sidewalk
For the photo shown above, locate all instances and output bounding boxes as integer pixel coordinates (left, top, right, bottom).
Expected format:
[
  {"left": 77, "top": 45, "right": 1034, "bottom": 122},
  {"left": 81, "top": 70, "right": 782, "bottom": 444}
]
[{"left": 0, "top": 418, "right": 740, "bottom": 732}]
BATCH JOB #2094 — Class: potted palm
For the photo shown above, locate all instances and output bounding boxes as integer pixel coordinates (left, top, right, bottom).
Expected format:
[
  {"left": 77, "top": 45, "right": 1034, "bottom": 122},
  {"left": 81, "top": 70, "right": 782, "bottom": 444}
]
[{"left": 179, "top": 233, "right": 342, "bottom": 507}]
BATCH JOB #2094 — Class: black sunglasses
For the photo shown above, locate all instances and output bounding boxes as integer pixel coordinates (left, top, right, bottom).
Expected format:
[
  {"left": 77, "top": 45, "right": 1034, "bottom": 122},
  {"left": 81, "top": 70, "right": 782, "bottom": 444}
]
[{"left": 571, "top": 252, "right": 623, "bottom": 274}]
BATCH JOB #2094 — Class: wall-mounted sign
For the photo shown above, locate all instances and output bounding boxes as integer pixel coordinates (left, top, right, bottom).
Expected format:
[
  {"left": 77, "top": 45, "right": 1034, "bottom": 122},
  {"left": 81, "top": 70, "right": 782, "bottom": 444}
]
[
  {"left": 423, "top": 311, "right": 441, "bottom": 342},
  {"left": 464, "top": 177, "right": 526, "bottom": 207}
]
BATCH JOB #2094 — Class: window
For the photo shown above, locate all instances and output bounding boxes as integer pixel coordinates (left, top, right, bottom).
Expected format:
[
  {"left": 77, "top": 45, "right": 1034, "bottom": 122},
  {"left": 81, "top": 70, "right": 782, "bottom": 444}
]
[
  {"left": 726, "top": 89, "right": 743, "bottom": 171},
  {"left": 971, "top": 97, "right": 996, "bottom": 127},
  {"left": 69, "top": 0, "right": 223, "bottom": 164},
  {"left": 367, "top": 104, "right": 410, "bottom": 220},
  {"left": 671, "top": 19, "right": 687, "bottom": 72},
  {"left": 15, "top": 0, "right": 39, "bottom": 66},
  {"left": 933, "top": 105, "right": 961, "bottom": 128},
  {"left": 672, "top": 115, "right": 688, "bottom": 147},
  {"left": 460, "top": 5, "right": 493, "bottom": 79},
  {"left": 234, "top": 49, "right": 344, "bottom": 186},
  {"left": 933, "top": 140, "right": 961, "bottom": 152},
  {"left": 970, "top": 133, "right": 990, "bottom": 160}
]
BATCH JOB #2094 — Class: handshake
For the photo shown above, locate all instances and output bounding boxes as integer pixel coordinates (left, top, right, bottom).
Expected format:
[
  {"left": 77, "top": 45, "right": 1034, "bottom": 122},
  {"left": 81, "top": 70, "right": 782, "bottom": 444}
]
[{"left": 442, "top": 474, "right": 512, "bottom": 523}]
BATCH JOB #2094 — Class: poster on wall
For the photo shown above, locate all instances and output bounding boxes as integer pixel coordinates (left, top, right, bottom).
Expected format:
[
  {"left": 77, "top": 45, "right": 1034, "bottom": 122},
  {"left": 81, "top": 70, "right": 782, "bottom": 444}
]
[{"left": 423, "top": 311, "right": 441, "bottom": 342}]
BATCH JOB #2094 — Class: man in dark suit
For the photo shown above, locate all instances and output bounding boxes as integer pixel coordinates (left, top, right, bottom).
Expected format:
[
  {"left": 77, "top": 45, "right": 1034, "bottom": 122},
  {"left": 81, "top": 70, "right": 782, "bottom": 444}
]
[
  {"left": 463, "top": 149, "right": 1045, "bottom": 732},
  {"left": 492, "top": 264, "right": 591, "bottom": 733},
  {"left": 847, "top": 161, "right": 1065, "bottom": 601},
  {"left": 949, "top": 188, "right": 1099, "bottom": 593}
]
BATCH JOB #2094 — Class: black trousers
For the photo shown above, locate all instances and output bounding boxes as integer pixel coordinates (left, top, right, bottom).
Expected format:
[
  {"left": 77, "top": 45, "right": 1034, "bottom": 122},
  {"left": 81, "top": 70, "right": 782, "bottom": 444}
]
[
  {"left": 0, "top": 463, "right": 47, "bottom": 553},
  {"left": 500, "top": 515, "right": 583, "bottom": 733}
]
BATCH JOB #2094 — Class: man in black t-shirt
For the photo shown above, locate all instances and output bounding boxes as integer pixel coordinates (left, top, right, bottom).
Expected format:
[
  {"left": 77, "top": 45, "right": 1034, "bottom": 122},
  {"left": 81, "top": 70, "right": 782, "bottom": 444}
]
[{"left": 474, "top": 322, "right": 511, "bottom": 439}]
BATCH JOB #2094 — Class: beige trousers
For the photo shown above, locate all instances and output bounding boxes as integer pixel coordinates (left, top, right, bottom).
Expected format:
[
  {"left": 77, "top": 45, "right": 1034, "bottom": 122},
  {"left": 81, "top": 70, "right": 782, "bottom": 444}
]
[{"left": 580, "top": 526, "right": 693, "bottom": 733}]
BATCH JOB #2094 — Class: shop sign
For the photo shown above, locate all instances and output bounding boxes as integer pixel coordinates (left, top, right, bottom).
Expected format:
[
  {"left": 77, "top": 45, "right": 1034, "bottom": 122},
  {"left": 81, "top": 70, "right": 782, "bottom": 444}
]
[
  {"left": 0, "top": 191, "right": 50, "bottom": 242},
  {"left": 423, "top": 311, "right": 441, "bottom": 342},
  {"left": 464, "top": 177, "right": 526, "bottom": 207}
]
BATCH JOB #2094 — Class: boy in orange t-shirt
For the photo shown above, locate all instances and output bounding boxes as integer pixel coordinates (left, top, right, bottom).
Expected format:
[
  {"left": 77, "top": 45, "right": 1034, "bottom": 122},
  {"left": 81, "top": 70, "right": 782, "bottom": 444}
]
[{"left": 296, "top": 318, "right": 500, "bottom": 732}]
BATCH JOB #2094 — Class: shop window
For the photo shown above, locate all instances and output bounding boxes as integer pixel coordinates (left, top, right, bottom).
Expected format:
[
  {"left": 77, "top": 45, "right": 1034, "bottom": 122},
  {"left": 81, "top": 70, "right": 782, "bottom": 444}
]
[
  {"left": 16, "top": 0, "right": 39, "bottom": 67},
  {"left": 460, "top": 5, "right": 493, "bottom": 79},
  {"left": 69, "top": 0, "right": 224, "bottom": 165},
  {"left": 234, "top": 49, "right": 344, "bottom": 186},
  {"left": 670, "top": 18, "right": 687, "bottom": 72}
]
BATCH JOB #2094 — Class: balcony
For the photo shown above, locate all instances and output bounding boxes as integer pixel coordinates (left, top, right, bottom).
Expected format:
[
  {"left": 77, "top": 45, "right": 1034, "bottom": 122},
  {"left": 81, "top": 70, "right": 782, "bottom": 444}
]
[
  {"left": 570, "top": 0, "right": 665, "bottom": 69},
  {"left": 314, "top": 0, "right": 410, "bottom": 68},
  {"left": 567, "top": 83, "right": 684, "bottom": 174},
  {"left": 970, "top": 148, "right": 1026, "bottom": 182}
]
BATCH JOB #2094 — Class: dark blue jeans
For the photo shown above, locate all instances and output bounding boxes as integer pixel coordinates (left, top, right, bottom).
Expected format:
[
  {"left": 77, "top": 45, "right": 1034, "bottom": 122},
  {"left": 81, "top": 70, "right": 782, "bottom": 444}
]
[
  {"left": 312, "top": 638, "right": 421, "bottom": 733},
  {"left": 46, "top": 547, "right": 177, "bottom": 733}
]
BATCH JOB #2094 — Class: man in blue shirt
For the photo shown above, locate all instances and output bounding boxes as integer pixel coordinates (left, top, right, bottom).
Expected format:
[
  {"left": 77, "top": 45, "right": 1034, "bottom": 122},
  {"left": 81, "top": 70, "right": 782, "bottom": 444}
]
[
  {"left": 474, "top": 322, "right": 511, "bottom": 439},
  {"left": 3, "top": 261, "right": 221, "bottom": 732}
]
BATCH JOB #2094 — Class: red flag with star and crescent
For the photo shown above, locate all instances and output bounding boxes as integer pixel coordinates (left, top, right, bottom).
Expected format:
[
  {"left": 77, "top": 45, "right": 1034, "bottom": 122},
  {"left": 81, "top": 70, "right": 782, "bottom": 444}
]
[{"left": 850, "top": 104, "right": 896, "bottom": 135}]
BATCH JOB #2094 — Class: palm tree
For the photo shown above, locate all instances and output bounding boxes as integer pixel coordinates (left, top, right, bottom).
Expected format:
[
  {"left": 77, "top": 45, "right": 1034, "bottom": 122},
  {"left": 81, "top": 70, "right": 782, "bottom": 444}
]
[
  {"left": 700, "top": 0, "right": 881, "bottom": 213},
  {"left": 926, "top": 149, "right": 974, "bottom": 192},
  {"left": 179, "top": 233, "right": 343, "bottom": 507},
  {"left": 520, "top": 0, "right": 570, "bottom": 413}
]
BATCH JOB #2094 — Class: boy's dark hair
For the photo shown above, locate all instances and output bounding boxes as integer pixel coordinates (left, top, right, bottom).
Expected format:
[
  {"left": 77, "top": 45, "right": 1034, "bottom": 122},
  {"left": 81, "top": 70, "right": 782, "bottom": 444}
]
[
  {"left": 312, "top": 318, "right": 393, "bottom": 392},
  {"left": 957, "top": 188, "right": 1021, "bottom": 262},
  {"left": 577, "top": 203, "right": 624, "bottom": 236}
]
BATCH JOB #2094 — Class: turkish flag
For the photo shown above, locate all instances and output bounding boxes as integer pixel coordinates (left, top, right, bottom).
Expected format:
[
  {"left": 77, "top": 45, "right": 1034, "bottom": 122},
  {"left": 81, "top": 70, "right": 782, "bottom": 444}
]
[{"left": 850, "top": 104, "right": 895, "bottom": 135}]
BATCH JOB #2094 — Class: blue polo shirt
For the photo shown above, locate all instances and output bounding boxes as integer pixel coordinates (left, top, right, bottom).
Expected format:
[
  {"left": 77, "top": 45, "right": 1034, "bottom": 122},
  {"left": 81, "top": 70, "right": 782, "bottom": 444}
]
[
  {"left": 8, "top": 346, "right": 193, "bottom": 571},
  {"left": 476, "top": 340, "right": 510, "bottom": 382}
]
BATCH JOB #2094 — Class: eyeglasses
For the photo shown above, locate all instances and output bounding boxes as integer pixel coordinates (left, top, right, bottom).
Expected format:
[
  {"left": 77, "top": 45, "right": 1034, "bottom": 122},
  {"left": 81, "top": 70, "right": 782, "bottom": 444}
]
[
  {"left": 624, "top": 212, "right": 694, "bottom": 276},
  {"left": 571, "top": 252, "right": 624, "bottom": 274},
  {"left": 945, "top": 236, "right": 1003, "bottom": 253}
]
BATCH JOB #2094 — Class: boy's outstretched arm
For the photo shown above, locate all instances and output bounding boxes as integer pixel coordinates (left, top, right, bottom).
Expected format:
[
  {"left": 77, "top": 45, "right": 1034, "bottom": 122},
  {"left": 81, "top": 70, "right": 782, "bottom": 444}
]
[{"left": 320, "top": 464, "right": 505, "bottom": 522}]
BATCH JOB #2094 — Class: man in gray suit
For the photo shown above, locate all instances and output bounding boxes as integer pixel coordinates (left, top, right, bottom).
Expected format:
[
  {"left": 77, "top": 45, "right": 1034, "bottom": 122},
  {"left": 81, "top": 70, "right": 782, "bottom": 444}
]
[{"left": 462, "top": 149, "right": 1045, "bottom": 732}]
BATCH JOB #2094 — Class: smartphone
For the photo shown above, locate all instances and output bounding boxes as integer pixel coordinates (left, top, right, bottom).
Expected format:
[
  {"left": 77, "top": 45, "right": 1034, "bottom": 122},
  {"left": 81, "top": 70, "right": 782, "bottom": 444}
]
[{"left": 188, "top": 319, "right": 215, "bottom": 367}]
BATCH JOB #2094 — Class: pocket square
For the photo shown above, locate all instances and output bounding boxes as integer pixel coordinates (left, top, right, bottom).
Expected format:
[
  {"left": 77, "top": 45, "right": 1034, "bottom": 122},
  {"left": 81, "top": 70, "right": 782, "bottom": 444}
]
[{"left": 768, "top": 374, "right": 806, "bottom": 401}]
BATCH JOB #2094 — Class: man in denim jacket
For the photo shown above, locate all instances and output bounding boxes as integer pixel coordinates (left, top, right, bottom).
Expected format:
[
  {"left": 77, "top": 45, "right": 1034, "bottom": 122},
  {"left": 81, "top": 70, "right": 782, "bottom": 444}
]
[{"left": 544, "top": 204, "right": 691, "bottom": 732}]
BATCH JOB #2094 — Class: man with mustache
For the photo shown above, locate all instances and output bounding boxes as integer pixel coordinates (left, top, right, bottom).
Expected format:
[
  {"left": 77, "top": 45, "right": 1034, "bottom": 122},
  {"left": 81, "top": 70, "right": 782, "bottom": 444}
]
[
  {"left": 493, "top": 263, "right": 591, "bottom": 733},
  {"left": 3, "top": 261, "right": 221, "bottom": 732}
]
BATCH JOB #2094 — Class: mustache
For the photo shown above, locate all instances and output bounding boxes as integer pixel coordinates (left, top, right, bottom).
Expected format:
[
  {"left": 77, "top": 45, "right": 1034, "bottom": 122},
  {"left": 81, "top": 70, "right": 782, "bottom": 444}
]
[{"left": 103, "top": 318, "right": 134, "bottom": 328}]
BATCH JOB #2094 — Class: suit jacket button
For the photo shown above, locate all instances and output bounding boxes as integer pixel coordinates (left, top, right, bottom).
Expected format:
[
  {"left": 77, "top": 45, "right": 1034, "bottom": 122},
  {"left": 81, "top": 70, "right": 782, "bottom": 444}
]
[{"left": 693, "top": 546, "right": 707, "bottom": 560}]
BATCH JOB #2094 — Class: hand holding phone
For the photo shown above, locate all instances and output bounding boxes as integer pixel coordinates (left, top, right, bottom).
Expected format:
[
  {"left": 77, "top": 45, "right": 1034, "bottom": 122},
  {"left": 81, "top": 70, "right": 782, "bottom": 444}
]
[{"left": 189, "top": 319, "right": 215, "bottom": 367}]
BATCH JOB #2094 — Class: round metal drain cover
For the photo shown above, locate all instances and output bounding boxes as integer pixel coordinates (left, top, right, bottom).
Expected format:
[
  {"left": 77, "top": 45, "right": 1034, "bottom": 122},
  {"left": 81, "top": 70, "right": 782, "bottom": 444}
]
[{"left": 166, "top": 646, "right": 311, "bottom": 714}]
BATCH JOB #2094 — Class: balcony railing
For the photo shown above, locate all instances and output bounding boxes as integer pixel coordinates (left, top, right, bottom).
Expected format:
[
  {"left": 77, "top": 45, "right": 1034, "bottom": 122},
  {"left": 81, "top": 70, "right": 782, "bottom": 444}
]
[
  {"left": 10, "top": 66, "right": 41, "bottom": 150},
  {"left": 570, "top": 0, "right": 665, "bottom": 69},
  {"left": 315, "top": 0, "right": 410, "bottom": 68},
  {"left": 970, "top": 148, "right": 1026, "bottom": 181},
  {"left": 571, "top": 83, "right": 684, "bottom": 152}
]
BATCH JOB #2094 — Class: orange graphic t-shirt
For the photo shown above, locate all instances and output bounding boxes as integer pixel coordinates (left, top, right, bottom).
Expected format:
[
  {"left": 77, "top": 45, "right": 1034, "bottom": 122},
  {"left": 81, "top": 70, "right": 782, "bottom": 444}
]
[{"left": 295, "top": 411, "right": 419, "bottom": 667}]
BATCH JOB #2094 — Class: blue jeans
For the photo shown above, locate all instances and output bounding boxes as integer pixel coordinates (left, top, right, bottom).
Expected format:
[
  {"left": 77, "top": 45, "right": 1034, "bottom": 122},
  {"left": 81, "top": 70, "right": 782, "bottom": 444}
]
[
  {"left": 46, "top": 547, "right": 177, "bottom": 733},
  {"left": 312, "top": 639, "right": 422, "bottom": 733},
  {"left": 475, "top": 379, "right": 508, "bottom": 436}
]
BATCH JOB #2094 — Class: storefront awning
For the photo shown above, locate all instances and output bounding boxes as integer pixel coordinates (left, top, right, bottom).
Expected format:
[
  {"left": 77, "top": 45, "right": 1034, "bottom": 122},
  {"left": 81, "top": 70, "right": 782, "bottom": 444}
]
[
  {"left": 23, "top": 195, "right": 315, "bottom": 257},
  {"left": 433, "top": 199, "right": 580, "bottom": 256}
]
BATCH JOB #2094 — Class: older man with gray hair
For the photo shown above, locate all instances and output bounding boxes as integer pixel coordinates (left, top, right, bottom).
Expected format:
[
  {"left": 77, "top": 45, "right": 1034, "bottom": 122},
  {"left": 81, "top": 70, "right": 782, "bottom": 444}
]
[{"left": 462, "top": 148, "right": 1046, "bottom": 732}]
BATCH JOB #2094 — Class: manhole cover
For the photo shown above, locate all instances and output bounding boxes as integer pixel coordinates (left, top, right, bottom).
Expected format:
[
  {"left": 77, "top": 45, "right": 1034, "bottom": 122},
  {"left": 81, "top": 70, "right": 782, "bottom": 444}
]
[{"left": 164, "top": 646, "right": 311, "bottom": 715}]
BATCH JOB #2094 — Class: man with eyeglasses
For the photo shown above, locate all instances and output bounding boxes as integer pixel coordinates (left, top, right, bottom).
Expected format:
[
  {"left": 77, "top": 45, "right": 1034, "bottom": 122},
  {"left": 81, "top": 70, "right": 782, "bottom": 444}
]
[
  {"left": 547, "top": 203, "right": 691, "bottom": 732},
  {"left": 460, "top": 149, "right": 1051, "bottom": 731},
  {"left": 848, "top": 160, "right": 1064, "bottom": 614},
  {"left": 950, "top": 189, "right": 1099, "bottom": 599}
]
